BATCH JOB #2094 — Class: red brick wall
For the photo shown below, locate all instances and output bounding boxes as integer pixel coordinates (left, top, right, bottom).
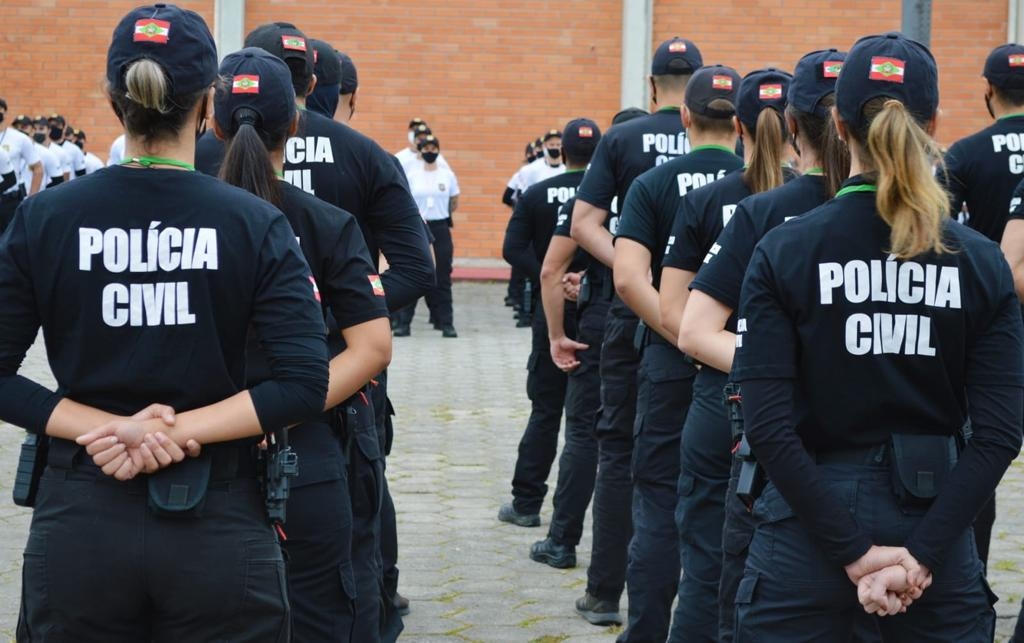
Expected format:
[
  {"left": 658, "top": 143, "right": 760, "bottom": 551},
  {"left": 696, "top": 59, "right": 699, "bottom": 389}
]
[{"left": 1, "top": 0, "right": 1012, "bottom": 259}]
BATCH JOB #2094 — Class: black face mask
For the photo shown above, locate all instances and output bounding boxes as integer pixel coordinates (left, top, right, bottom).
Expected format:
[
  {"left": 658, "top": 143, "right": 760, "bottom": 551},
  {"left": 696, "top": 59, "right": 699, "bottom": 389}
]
[
  {"left": 49, "top": 126, "right": 63, "bottom": 141},
  {"left": 74, "top": 140, "right": 84, "bottom": 150},
  {"left": 546, "top": 147, "right": 561, "bottom": 159},
  {"left": 421, "top": 151, "right": 439, "bottom": 164},
  {"left": 32, "top": 133, "right": 46, "bottom": 144},
  {"left": 0, "top": 113, "right": 5, "bottom": 125}
]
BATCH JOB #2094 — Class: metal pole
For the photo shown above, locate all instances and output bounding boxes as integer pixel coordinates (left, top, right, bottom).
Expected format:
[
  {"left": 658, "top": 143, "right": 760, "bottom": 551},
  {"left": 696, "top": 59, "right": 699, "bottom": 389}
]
[
  {"left": 620, "top": 0, "right": 654, "bottom": 110},
  {"left": 901, "top": 0, "right": 932, "bottom": 47}
]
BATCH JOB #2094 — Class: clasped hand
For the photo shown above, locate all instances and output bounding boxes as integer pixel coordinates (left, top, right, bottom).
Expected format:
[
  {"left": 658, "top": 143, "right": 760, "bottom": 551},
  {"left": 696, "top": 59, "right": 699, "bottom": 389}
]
[
  {"left": 844, "top": 545, "right": 932, "bottom": 616},
  {"left": 75, "top": 404, "right": 201, "bottom": 481}
]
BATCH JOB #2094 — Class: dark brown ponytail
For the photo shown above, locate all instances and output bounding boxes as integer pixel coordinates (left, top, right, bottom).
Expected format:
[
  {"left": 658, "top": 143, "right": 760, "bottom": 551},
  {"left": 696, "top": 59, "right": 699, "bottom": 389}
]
[
  {"left": 786, "top": 93, "right": 850, "bottom": 197},
  {"left": 218, "top": 108, "right": 284, "bottom": 208}
]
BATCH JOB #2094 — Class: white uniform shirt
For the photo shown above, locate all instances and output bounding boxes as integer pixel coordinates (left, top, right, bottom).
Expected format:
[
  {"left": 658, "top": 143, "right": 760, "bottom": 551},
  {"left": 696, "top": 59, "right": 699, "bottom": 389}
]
[
  {"left": 61, "top": 139, "right": 87, "bottom": 178},
  {"left": 405, "top": 163, "right": 460, "bottom": 221},
  {"left": 0, "top": 149, "right": 13, "bottom": 177},
  {"left": 48, "top": 141, "right": 71, "bottom": 178},
  {"left": 83, "top": 152, "right": 104, "bottom": 174},
  {"left": 395, "top": 146, "right": 450, "bottom": 173},
  {"left": 0, "top": 128, "right": 40, "bottom": 194},
  {"left": 35, "top": 143, "right": 63, "bottom": 190},
  {"left": 108, "top": 134, "right": 125, "bottom": 167},
  {"left": 519, "top": 157, "right": 565, "bottom": 191}
]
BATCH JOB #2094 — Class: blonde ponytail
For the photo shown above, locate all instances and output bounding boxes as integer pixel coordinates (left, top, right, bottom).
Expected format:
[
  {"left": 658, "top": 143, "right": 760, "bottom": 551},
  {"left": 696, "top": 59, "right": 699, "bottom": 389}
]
[
  {"left": 744, "top": 108, "right": 786, "bottom": 194},
  {"left": 124, "top": 59, "right": 170, "bottom": 113},
  {"left": 864, "top": 98, "right": 948, "bottom": 259}
]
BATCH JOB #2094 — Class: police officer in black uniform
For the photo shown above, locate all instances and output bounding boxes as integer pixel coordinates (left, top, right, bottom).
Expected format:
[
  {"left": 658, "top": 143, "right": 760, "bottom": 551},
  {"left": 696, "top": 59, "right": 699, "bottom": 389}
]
[
  {"left": 529, "top": 107, "right": 650, "bottom": 602},
  {"left": 337, "top": 51, "right": 359, "bottom": 124},
  {"left": 733, "top": 33, "right": 1021, "bottom": 640},
  {"left": 213, "top": 46, "right": 393, "bottom": 642},
  {"left": 201, "top": 21, "right": 433, "bottom": 640},
  {"left": 613, "top": 63, "right": 744, "bottom": 641},
  {"left": 306, "top": 38, "right": 344, "bottom": 120},
  {"left": 678, "top": 49, "right": 849, "bottom": 643},
  {"left": 4, "top": 6, "right": 330, "bottom": 639},
  {"left": 570, "top": 36, "right": 701, "bottom": 631},
  {"left": 499, "top": 118, "right": 598, "bottom": 529}
]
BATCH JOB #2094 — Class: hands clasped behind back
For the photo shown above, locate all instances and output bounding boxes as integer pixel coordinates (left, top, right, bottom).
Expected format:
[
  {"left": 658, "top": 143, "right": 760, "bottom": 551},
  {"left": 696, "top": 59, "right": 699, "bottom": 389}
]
[
  {"left": 844, "top": 545, "right": 933, "bottom": 617},
  {"left": 76, "top": 403, "right": 202, "bottom": 480}
]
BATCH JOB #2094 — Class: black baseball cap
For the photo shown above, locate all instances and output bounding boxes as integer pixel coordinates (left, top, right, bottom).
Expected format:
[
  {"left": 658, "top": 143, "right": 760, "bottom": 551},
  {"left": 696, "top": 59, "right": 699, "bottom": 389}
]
[
  {"left": 543, "top": 129, "right": 562, "bottom": 141},
  {"left": 737, "top": 68, "right": 793, "bottom": 132},
  {"left": 612, "top": 107, "right": 649, "bottom": 125},
  {"left": 214, "top": 47, "right": 296, "bottom": 136},
  {"left": 244, "top": 22, "right": 313, "bottom": 80},
  {"left": 789, "top": 49, "right": 847, "bottom": 116},
  {"left": 409, "top": 117, "right": 427, "bottom": 129},
  {"left": 836, "top": 32, "right": 938, "bottom": 133},
  {"left": 12, "top": 114, "right": 31, "bottom": 127},
  {"left": 685, "top": 64, "right": 741, "bottom": 117},
  {"left": 47, "top": 113, "right": 65, "bottom": 127},
  {"left": 310, "top": 39, "right": 342, "bottom": 85},
  {"left": 561, "top": 118, "right": 601, "bottom": 157},
  {"left": 106, "top": 4, "right": 218, "bottom": 96},
  {"left": 417, "top": 134, "right": 440, "bottom": 150},
  {"left": 984, "top": 43, "right": 1024, "bottom": 90},
  {"left": 412, "top": 124, "right": 432, "bottom": 138},
  {"left": 651, "top": 37, "right": 702, "bottom": 75},
  {"left": 339, "top": 51, "right": 359, "bottom": 94}
]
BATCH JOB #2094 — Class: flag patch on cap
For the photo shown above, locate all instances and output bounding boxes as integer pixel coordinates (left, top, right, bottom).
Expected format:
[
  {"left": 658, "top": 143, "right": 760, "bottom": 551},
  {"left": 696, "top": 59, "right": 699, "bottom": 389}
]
[
  {"left": 1010, "top": 54, "right": 1024, "bottom": 67},
  {"left": 712, "top": 75, "right": 733, "bottom": 90},
  {"left": 823, "top": 61, "right": 844, "bottom": 78},
  {"left": 369, "top": 275, "right": 385, "bottom": 296},
  {"left": 869, "top": 57, "right": 905, "bottom": 83},
  {"left": 759, "top": 84, "right": 783, "bottom": 100},
  {"left": 232, "top": 75, "right": 260, "bottom": 94},
  {"left": 578, "top": 126, "right": 594, "bottom": 138},
  {"left": 308, "top": 276, "right": 321, "bottom": 302},
  {"left": 669, "top": 41, "right": 687, "bottom": 53},
  {"left": 282, "top": 35, "right": 307, "bottom": 52},
  {"left": 134, "top": 19, "right": 170, "bottom": 43}
]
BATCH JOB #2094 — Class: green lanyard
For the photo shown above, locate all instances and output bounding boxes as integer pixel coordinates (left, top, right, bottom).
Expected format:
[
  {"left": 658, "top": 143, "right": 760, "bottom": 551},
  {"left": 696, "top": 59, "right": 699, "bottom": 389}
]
[
  {"left": 275, "top": 170, "right": 285, "bottom": 178},
  {"left": 998, "top": 112, "right": 1024, "bottom": 121},
  {"left": 835, "top": 184, "right": 877, "bottom": 198},
  {"left": 690, "top": 144, "right": 734, "bottom": 154},
  {"left": 120, "top": 156, "right": 196, "bottom": 171},
  {"left": 656, "top": 106, "right": 681, "bottom": 113},
  {"left": 804, "top": 167, "right": 824, "bottom": 176}
]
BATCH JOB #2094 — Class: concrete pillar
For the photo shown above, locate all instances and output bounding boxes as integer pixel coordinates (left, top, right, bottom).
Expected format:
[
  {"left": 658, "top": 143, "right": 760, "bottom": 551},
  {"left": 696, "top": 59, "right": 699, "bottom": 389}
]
[
  {"left": 620, "top": 0, "right": 654, "bottom": 110},
  {"left": 214, "top": 0, "right": 246, "bottom": 61},
  {"left": 901, "top": 0, "right": 932, "bottom": 47}
]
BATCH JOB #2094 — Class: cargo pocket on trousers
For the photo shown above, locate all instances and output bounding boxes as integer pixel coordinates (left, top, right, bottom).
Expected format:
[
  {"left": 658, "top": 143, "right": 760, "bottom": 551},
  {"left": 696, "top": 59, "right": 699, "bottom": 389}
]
[
  {"left": 351, "top": 429, "right": 383, "bottom": 519},
  {"left": 239, "top": 540, "right": 289, "bottom": 642},
  {"left": 18, "top": 532, "right": 48, "bottom": 641},
  {"left": 733, "top": 573, "right": 759, "bottom": 643},
  {"left": 722, "top": 515, "right": 755, "bottom": 557},
  {"left": 525, "top": 352, "right": 541, "bottom": 401},
  {"left": 335, "top": 560, "right": 359, "bottom": 638},
  {"left": 675, "top": 474, "right": 696, "bottom": 541}
]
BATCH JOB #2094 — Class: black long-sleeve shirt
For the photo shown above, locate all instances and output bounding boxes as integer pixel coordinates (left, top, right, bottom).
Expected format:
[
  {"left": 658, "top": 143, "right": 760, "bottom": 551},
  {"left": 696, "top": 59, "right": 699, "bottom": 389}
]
[
  {"left": 733, "top": 176, "right": 1024, "bottom": 570},
  {"left": 502, "top": 170, "right": 585, "bottom": 283},
  {"left": 0, "top": 167, "right": 329, "bottom": 437}
]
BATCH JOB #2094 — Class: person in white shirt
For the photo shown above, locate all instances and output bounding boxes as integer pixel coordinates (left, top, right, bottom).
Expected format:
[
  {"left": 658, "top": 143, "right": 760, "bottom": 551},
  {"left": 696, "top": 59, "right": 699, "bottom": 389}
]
[
  {"left": 15, "top": 117, "right": 64, "bottom": 190},
  {"left": 35, "top": 117, "right": 70, "bottom": 183},
  {"left": 501, "top": 141, "right": 539, "bottom": 309},
  {"left": 518, "top": 128, "right": 565, "bottom": 190},
  {"left": 393, "top": 134, "right": 460, "bottom": 338},
  {"left": 395, "top": 120, "right": 450, "bottom": 172},
  {"left": 107, "top": 133, "right": 125, "bottom": 166},
  {"left": 0, "top": 105, "right": 43, "bottom": 231},
  {"left": 58, "top": 123, "right": 87, "bottom": 179},
  {"left": 0, "top": 148, "right": 17, "bottom": 194},
  {"left": 70, "top": 129, "right": 104, "bottom": 174}
]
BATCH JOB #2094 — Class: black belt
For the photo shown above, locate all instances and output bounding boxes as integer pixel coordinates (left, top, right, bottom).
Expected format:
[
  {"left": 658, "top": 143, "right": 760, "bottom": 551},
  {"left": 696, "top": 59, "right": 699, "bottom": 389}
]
[
  {"left": 0, "top": 188, "right": 24, "bottom": 204},
  {"left": 814, "top": 443, "right": 891, "bottom": 466},
  {"left": 46, "top": 437, "right": 258, "bottom": 480}
]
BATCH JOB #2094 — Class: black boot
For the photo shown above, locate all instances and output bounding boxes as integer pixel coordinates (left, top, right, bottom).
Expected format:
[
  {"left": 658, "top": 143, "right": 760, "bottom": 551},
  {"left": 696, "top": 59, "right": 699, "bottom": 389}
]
[{"left": 529, "top": 537, "right": 576, "bottom": 569}]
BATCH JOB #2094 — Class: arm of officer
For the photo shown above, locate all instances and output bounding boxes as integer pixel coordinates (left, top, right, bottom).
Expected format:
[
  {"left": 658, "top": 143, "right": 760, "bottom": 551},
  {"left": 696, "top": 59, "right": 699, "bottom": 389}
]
[
  {"left": 570, "top": 199, "right": 614, "bottom": 268},
  {"left": 28, "top": 162, "right": 43, "bottom": 195},
  {"left": 904, "top": 261, "right": 1024, "bottom": 573},
  {"left": 678, "top": 290, "right": 736, "bottom": 373},
  {"left": 659, "top": 266, "right": 694, "bottom": 341},
  {"left": 1000, "top": 219, "right": 1024, "bottom": 302},
  {"left": 541, "top": 235, "right": 585, "bottom": 371},
  {"left": 614, "top": 239, "right": 674, "bottom": 343},
  {"left": 368, "top": 149, "right": 435, "bottom": 312},
  {"left": 502, "top": 195, "right": 541, "bottom": 282}
]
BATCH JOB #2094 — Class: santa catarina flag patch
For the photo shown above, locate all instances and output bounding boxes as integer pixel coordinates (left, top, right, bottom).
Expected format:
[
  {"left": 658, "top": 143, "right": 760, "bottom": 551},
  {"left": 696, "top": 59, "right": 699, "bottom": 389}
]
[
  {"left": 869, "top": 57, "right": 905, "bottom": 83},
  {"left": 369, "top": 275, "right": 385, "bottom": 296},
  {"left": 823, "top": 61, "right": 844, "bottom": 78},
  {"left": 713, "top": 75, "right": 734, "bottom": 90},
  {"left": 134, "top": 19, "right": 170, "bottom": 43},
  {"left": 759, "top": 84, "right": 783, "bottom": 100},
  {"left": 232, "top": 75, "right": 260, "bottom": 94},
  {"left": 282, "top": 35, "right": 307, "bottom": 51}
]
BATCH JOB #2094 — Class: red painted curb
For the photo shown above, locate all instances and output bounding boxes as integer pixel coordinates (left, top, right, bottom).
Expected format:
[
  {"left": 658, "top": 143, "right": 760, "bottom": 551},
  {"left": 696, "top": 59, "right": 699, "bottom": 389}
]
[{"left": 452, "top": 266, "right": 511, "bottom": 282}]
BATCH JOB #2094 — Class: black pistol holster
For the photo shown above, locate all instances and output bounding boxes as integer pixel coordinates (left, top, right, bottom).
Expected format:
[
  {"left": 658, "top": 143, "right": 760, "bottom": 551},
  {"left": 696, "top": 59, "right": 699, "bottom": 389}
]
[
  {"left": 259, "top": 429, "right": 299, "bottom": 532},
  {"left": 889, "top": 433, "right": 957, "bottom": 509},
  {"left": 724, "top": 385, "right": 766, "bottom": 511},
  {"left": 13, "top": 433, "right": 49, "bottom": 507}
]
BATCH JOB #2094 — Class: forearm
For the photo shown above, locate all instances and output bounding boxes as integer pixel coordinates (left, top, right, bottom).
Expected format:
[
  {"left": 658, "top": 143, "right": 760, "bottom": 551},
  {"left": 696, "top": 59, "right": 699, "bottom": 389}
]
[
  {"left": 682, "top": 329, "right": 736, "bottom": 373},
  {"left": 541, "top": 267, "right": 568, "bottom": 341},
  {"left": 571, "top": 202, "right": 614, "bottom": 268},
  {"left": 30, "top": 168, "right": 42, "bottom": 195},
  {"left": 615, "top": 272, "right": 673, "bottom": 342},
  {"left": 45, "top": 398, "right": 118, "bottom": 440},
  {"left": 659, "top": 268, "right": 695, "bottom": 342},
  {"left": 325, "top": 320, "right": 393, "bottom": 410}
]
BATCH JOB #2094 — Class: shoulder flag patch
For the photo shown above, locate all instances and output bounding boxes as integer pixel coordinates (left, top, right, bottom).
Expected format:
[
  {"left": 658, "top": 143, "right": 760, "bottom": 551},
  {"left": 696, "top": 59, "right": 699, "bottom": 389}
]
[
  {"left": 232, "top": 75, "right": 260, "bottom": 94},
  {"left": 712, "top": 75, "right": 733, "bottom": 90},
  {"left": 1010, "top": 54, "right": 1024, "bottom": 67},
  {"left": 669, "top": 41, "right": 687, "bottom": 53},
  {"left": 369, "top": 275, "right": 385, "bottom": 296},
  {"left": 134, "top": 19, "right": 170, "bottom": 43},
  {"left": 869, "top": 57, "right": 905, "bottom": 83},
  {"left": 578, "top": 126, "right": 594, "bottom": 138},
  {"left": 823, "top": 61, "right": 844, "bottom": 78},
  {"left": 282, "top": 35, "right": 307, "bottom": 52},
  {"left": 759, "top": 84, "right": 783, "bottom": 100},
  {"left": 308, "top": 276, "right": 321, "bottom": 303}
]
